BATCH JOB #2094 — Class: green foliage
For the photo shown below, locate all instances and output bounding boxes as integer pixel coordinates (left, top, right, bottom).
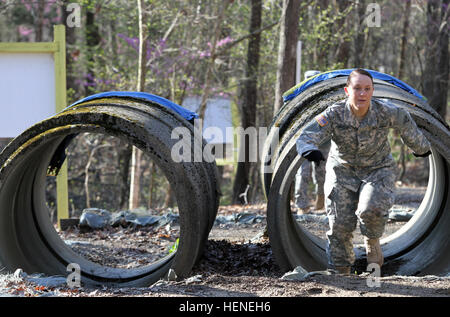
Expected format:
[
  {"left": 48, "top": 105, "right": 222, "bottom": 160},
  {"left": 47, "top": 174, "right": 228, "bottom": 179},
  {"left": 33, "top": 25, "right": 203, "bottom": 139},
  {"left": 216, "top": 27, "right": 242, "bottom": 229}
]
[
  {"left": 1, "top": 0, "right": 445, "bottom": 205},
  {"left": 299, "top": 2, "right": 355, "bottom": 72},
  {"left": 168, "top": 238, "right": 179, "bottom": 254}
]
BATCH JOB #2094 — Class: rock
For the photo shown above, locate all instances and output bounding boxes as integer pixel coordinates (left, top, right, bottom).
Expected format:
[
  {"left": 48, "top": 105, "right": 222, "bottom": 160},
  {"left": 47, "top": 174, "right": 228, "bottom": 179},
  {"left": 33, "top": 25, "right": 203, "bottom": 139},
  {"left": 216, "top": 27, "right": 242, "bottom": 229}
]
[
  {"left": 25, "top": 275, "right": 67, "bottom": 288},
  {"left": 280, "top": 266, "right": 335, "bottom": 281},
  {"left": 280, "top": 266, "right": 309, "bottom": 281},
  {"left": 214, "top": 213, "right": 266, "bottom": 226},
  {"left": 150, "top": 280, "right": 168, "bottom": 289},
  {"left": 13, "top": 268, "right": 26, "bottom": 279},
  {"left": 249, "top": 231, "right": 266, "bottom": 243},
  {"left": 214, "top": 214, "right": 237, "bottom": 225},
  {"left": 77, "top": 208, "right": 181, "bottom": 230},
  {"left": 185, "top": 274, "right": 202, "bottom": 284},
  {"left": 294, "top": 214, "right": 328, "bottom": 224},
  {"left": 235, "top": 212, "right": 265, "bottom": 225},
  {"left": 389, "top": 208, "right": 415, "bottom": 222},
  {"left": 79, "top": 208, "right": 111, "bottom": 229},
  {"left": 110, "top": 210, "right": 160, "bottom": 227},
  {"left": 156, "top": 213, "right": 179, "bottom": 229},
  {"left": 166, "top": 268, "right": 178, "bottom": 281},
  {"left": 64, "top": 240, "right": 90, "bottom": 247}
]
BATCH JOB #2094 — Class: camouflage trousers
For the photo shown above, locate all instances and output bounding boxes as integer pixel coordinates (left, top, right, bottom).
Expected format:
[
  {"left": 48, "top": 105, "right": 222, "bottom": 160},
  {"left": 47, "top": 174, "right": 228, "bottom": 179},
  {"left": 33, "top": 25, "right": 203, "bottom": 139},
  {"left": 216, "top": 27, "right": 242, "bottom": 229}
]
[{"left": 324, "top": 166, "right": 396, "bottom": 268}]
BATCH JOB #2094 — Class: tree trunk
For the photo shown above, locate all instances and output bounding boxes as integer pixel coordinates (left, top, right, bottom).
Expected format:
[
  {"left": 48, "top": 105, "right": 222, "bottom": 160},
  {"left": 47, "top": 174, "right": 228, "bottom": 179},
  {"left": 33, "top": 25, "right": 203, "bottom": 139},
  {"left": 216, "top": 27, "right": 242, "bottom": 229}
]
[
  {"left": 353, "top": 0, "right": 366, "bottom": 67},
  {"left": 85, "top": 7, "right": 100, "bottom": 94},
  {"left": 118, "top": 143, "right": 132, "bottom": 210},
  {"left": 129, "top": 0, "right": 148, "bottom": 210},
  {"left": 232, "top": 0, "right": 262, "bottom": 204},
  {"left": 84, "top": 141, "right": 108, "bottom": 209},
  {"left": 35, "top": 0, "right": 45, "bottom": 42},
  {"left": 197, "top": 0, "right": 230, "bottom": 123},
  {"left": 61, "top": 0, "right": 78, "bottom": 95},
  {"left": 396, "top": 0, "right": 412, "bottom": 182},
  {"left": 423, "top": 0, "right": 448, "bottom": 119},
  {"left": 84, "top": 148, "right": 95, "bottom": 209},
  {"left": 436, "top": 0, "right": 449, "bottom": 119},
  {"left": 334, "top": 0, "right": 351, "bottom": 67},
  {"left": 398, "top": 0, "right": 411, "bottom": 80},
  {"left": 129, "top": 149, "right": 142, "bottom": 210},
  {"left": 147, "top": 162, "right": 155, "bottom": 209},
  {"left": 273, "top": 0, "right": 301, "bottom": 115},
  {"left": 163, "top": 186, "right": 176, "bottom": 208}
]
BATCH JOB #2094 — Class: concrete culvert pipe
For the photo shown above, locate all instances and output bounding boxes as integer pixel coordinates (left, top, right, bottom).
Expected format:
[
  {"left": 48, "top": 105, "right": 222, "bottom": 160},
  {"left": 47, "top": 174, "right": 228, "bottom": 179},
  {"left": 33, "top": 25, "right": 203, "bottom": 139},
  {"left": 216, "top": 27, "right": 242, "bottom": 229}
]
[
  {"left": 0, "top": 93, "right": 220, "bottom": 287},
  {"left": 262, "top": 70, "right": 449, "bottom": 276}
]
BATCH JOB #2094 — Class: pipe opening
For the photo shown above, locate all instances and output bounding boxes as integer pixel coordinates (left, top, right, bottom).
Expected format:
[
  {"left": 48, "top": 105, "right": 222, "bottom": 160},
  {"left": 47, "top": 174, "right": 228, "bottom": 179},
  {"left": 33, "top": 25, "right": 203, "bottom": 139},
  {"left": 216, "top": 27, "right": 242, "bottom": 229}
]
[
  {"left": 289, "top": 134, "right": 434, "bottom": 254},
  {"left": 44, "top": 132, "right": 180, "bottom": 271}
]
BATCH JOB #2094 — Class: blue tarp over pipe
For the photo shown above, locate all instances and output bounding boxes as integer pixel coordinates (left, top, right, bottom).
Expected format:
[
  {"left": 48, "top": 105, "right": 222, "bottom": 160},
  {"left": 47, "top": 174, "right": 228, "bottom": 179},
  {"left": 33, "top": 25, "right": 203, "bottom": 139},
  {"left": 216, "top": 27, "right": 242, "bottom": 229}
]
[
  {"left": 282, "top": 68, "right": 425, "bottom": 103},
  {"left": 66, "top": 91, "right": 199, "bottom": 121}
]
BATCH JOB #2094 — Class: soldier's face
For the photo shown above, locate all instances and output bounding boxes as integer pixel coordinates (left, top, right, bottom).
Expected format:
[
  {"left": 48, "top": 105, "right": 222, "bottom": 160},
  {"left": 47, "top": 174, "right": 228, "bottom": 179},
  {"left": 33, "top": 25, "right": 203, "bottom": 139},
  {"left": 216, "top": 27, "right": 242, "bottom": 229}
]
[{"left": 344, "top": 74, "right": 374, "bottom": 111}]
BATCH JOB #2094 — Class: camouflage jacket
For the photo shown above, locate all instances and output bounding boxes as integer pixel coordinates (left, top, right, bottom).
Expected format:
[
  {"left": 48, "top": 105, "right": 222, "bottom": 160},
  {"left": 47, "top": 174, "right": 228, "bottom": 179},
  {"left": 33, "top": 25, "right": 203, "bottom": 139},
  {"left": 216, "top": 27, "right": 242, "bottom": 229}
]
[{"left": 296, "top": 98, "right": 431, "bottom": 189}]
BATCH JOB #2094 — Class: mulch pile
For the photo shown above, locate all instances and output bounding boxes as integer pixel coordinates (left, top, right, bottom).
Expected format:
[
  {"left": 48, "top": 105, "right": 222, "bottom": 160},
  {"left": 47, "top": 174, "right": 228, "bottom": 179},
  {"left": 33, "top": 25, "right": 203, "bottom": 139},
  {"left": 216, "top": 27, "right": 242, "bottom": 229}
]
[{"left": 193, "top": 239, "right": 282, "bottom": 278}]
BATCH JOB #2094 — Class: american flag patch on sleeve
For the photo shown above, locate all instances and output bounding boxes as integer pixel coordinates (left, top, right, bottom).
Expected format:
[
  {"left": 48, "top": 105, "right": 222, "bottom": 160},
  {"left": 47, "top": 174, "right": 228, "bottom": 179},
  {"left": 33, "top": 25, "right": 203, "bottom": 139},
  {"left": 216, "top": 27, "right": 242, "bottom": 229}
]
[{"left": 316, "top": 114, "right": 328, "bottom": 127}]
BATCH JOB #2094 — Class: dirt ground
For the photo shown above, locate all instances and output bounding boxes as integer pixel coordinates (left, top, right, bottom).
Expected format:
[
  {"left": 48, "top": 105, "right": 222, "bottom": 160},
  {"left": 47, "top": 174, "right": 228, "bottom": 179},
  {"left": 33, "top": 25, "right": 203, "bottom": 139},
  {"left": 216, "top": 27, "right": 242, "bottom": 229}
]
[{"left": 0, "top": 196, "right": 449, "bottom": 300}]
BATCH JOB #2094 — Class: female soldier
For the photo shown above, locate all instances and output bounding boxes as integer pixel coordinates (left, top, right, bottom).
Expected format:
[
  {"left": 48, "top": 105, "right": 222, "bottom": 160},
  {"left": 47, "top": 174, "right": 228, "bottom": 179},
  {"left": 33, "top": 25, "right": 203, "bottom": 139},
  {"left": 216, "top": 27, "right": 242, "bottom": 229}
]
[{"left": 296, "top": 68, "right": 431, "bottom": 274}]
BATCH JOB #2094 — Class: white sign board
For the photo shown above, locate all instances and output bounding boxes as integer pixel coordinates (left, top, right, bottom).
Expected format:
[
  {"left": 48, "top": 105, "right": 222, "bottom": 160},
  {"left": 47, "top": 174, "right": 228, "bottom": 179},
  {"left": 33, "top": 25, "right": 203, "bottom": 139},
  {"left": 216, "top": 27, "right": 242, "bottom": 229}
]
[{"left": 0, "top": 53, "right": 55, "bottom": 137}]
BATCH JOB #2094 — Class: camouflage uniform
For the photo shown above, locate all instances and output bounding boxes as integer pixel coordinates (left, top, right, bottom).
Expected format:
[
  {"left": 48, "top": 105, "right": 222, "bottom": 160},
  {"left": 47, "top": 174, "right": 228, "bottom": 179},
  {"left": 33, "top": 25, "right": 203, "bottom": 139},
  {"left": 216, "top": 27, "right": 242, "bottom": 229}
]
[
  {"left": 296, "top": 98, "right": 431, "bottom": 267},
  {"left": 294, "top": 141, "right": 331, "bottom": 209}
]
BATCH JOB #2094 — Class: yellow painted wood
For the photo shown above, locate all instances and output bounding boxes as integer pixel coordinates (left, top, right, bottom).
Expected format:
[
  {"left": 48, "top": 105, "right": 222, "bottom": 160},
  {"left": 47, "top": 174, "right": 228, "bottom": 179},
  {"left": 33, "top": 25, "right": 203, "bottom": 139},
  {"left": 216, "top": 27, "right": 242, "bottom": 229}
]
[
  {"left": 0, "top": 25, "right": 69, "bottom": 228},
  {"left": 53, "top": 25, "right": 69, "bottom": 227},
  {"left": 0, "top": 42, "right": 58, "bottom": 53},
  {"left": 56, "top": 161, "right": 69, "bottom": 225}
]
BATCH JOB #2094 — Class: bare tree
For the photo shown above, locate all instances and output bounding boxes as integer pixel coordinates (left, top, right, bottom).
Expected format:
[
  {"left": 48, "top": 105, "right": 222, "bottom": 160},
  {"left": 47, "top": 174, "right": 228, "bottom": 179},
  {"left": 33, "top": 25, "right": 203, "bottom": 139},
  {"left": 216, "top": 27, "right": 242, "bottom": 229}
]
[
  {"left": 273, "top": 0, "right": 301, "bottom": 114},
  {"left": 196, "top": 0, "right": 231, "bottom": 124},
  {"left": 398, "top": 0, "right": 412, "bottom": 79},
  {"left": 84, "top": 136, "right": 109, "bottom": 209},
  {"left": 396, "top": 0, "right": 412, "bottom": 182},
  {"left": 353, "top": 0, "right": 367, "bottom": 67},
  {"left": 423, "top": 0, "right": 449, "bottom": 119},
  {"left": 232, "top": 0, "right": 262, "bottom": 204},
  {"left": 85, "top": 4, "right": 101, "bottom": 95},
  {"left": 333, "top": 0, "right": 352, "bottom": 67},
  {"left": 129, "top": 0, "right": 148, "bottom": 210}
]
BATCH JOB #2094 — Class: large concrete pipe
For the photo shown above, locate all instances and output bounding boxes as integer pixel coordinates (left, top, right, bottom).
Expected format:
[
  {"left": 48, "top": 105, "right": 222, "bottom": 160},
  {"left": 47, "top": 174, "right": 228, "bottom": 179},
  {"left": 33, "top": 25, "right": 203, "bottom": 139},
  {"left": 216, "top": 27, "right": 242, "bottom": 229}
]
[
  {"left": 0, "top": 92, "right": 220, "bottom": 287},
  {"left": 262, "top": 70, "right": 449, "bottom": 275}
]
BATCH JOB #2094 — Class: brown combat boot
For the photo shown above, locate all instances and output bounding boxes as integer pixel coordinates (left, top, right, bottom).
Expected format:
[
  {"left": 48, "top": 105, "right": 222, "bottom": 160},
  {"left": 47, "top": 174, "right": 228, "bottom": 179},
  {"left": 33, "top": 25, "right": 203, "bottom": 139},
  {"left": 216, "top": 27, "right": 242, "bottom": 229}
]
[
  {"left": 364, "top": 237, "right": 384, "bottom": 267},
  {"left": 315, "top": 194, "right": 325, "bottom": 210},
  {"left": 335, "top": 266, "right": 351, "bottom": 275}
]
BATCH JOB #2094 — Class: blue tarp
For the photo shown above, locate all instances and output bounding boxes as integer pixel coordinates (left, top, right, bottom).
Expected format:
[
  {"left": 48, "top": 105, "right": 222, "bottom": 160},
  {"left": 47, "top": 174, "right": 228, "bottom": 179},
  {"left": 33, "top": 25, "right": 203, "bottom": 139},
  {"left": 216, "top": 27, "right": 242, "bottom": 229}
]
[
  {"left": 282, "top": 69, "right": 425, "bottom": 103},
  {"left": 66, "top": 91, "right": 199, "bottom": 121}
]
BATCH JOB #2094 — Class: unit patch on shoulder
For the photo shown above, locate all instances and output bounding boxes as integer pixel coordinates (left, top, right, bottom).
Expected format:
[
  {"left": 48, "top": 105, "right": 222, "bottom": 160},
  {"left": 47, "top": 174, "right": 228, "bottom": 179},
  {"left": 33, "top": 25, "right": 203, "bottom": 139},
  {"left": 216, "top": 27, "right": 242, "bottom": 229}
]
[{"left": 316, "top": 114, "right": 328, "bottom": 127}]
